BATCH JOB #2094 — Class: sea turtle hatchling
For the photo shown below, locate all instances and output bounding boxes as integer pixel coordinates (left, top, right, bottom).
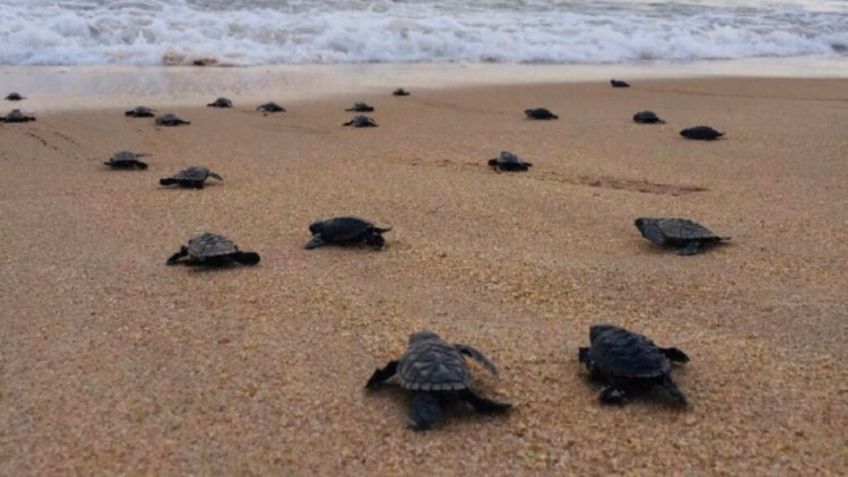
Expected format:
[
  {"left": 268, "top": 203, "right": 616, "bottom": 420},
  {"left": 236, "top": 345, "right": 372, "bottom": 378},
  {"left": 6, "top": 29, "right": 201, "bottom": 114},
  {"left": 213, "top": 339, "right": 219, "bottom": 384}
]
[
  {"left": 104, "top": 150, "right": 149, "bottom": 170},
  {"left": 366, "top": 331, "right": 511, "bottom": 430},
  {"left": 125, "top": 106, "right": 156, "bottom": 117},
  {"left": 579, "top": 324, "right": 689, "bottom": 405},
  {"left": 155, "top": 113, "right": 190, "bottom": 126},
  {"left": 680, "top": 126, "right": 724, "bottom": 140},
  {"left": 1, "top": 109, "right": 35, "bottom": 122},
  {"left": 633, "top": 111, "right": 665, "bottom": 124},
  {"left": 207, "top": 97, "right": 233, "bottom": 108},
  {"left": 305, "top": 216, "right": 391, "bottom": 250},
  {"left": 166, "top": 232, "right": 260, "bottom": 267},
  {"left": 5, "top": 92, "right": 24, "bottom": 101},
  {"left": 159, "top": 166, "right": 223, "bottom": 188},
  {"left": 635, "top": 217, "right": 730, "bottom": 256},
  {"left": 343, "top": 115, "right": 378, "bottom": 127},
  {"left": 392, "top": 88, "right": 411, "bottom": 96},
  {"left": 488, "top": 151, "right": 532, "bottom": 172},
  {"left": 524, "top": 108, "right": 558, "bottom": 120},
  {"left": 346, "top": 102, "right": 374, "bottom": 112},
  {"left": 610, "top": 79, "right": 630, "bottom": 88},
  {"left": 256, "top": 102, "right": 286, "bottom": 112}
]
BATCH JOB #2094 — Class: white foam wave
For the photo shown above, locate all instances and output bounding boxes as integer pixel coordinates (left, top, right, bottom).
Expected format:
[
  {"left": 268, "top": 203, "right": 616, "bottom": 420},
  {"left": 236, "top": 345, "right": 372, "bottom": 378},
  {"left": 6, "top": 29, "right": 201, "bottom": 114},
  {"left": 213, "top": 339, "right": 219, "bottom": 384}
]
[{"left": 0, "top": 0, "right": 846, "bottom": 65}]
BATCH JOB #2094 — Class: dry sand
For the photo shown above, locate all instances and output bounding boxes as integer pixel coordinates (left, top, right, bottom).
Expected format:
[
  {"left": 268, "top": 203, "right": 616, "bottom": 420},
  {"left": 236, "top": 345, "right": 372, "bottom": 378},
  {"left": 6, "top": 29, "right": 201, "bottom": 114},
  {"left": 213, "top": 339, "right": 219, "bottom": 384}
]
[{"left": 1, "top": 75, "right": 847, "bottom": 475}]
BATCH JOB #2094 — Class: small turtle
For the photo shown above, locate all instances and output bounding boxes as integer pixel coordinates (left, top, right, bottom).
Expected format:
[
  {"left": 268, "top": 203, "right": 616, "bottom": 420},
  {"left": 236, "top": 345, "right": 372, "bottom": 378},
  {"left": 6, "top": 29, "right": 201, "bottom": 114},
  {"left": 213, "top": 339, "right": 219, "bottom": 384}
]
[
  {"left": 346, "top": 102, "right": 374, "bottom": 112},
  {"left": 488, "top": 151, "right": 532, "bottom": 172},
  {"left": 104, "top": 150, "right": 149, "bottom": 170},
  {"left": 125, "top": 106, "right": 156, "bottom": 118},
  {"left": 159, "top": 166, "right": 223, "bottom": 188},
  {"left": 393, "top": 88, "right": 411, "bottom": 96},
  {"left": 1, "top": 109, "right": 35, "bottom": 123},
  {"left": 256, "top": 102, "right": 286, "bottom": 113},
  {"left": 343, "top": 115, "right": 378, "bottom": 127},
  {"left": 155, "top": 113, "right": 190, "bottom": 126},
  {"left": 633, "top": 111, "right": 665, "bottom": 124},
  {"left": 579, "top": 324, "right": 689, "bottom": 405},
  {"left": 366, "top": 331, "right": 511, "bottom": 430},
  {"left": 5, "top": 92, "right": 25, "bottom": 101},
  {"left": 610, "top": 79, "right": 630, "bottom": 88},
  {"left": 207, "top": 97, "right": 233, "bottom": 108},
  {"left": 524, "top": 108, "right": 558, "bottom": 120},
  {"left": 680, "top": 126, "right": 724, "bottom": 140},
  {"left": 635, "top": 217, "right": 730, "bottom": 256},
  {"left": 166, "top": 232, "right": 260, "bottom": 266},
  {"left": 305, "top": 216, "right": 390, "bottom": 250}
]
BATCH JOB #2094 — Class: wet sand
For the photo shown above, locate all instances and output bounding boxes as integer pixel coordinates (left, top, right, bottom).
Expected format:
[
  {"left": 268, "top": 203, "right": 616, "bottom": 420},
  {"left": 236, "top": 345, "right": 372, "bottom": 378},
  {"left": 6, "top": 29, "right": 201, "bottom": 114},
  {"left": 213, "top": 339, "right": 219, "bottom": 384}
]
[{"left": 1, "top": 75, "right": 847, "bottom": 475}]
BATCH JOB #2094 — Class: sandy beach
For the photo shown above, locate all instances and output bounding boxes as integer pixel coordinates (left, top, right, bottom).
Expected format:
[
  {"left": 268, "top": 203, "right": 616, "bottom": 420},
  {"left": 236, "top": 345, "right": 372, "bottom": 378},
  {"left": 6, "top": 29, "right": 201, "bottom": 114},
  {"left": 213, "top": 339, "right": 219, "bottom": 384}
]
[{"left": 1, "top": 72, "right": 847, "bottom": 475}]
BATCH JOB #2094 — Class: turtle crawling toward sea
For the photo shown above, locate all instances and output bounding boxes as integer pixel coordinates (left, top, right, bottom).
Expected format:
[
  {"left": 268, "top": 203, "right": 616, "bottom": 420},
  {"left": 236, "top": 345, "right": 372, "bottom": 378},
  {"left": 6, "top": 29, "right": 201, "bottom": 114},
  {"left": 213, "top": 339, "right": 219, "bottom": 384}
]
[
  {"left": 5, "top": 92, "right": 24, "bottom": 101},
  {"left": 524, "top": 108, "right": 558, "bottom": 120},
  {"left": 579, "top": 324, "right": 689, "bottom": 405},
  {"left": 635, "top": 217, "right": 729, "bottom": 256},
  {"left": 393, "top": 88, "right": 411, "bottom": 96},
  {"left": 256, "top": 102, "right": 286, "bottom": 113},
  {"left": 166, "top": 232, "right": 260, "bottom": 267},
  {"left": 343, "top": 115, "right": 378, "bottom": 127},
  {"left": 680, "top": 126, "right": 724, "bottom": 140},
  {"left": 1, "top": 109, "right": 35, "bottom": 122},
  {"left": 488, "top": 151, "right": 532, "bottom": 172},
  {"left": 633, "top": 111, "right": 665, "bottom": 124},
  {"left": 155, "top": 113, "right": 190, "bottom": 126},
  {"left": 207, "top": 97, "right": 233, "bottom": 108},
  {"left": 159, "top": 166, "right": 222, "bottom": 188},
  {"left": 125, "top": 106, "right": 155, "bottom": 117},
  {"left": 104, "top": 150, "right": 149, "bottom": 170},
  {"left": 346, "top": 102, "right": 374, "bottom": 112},
  {"left": 305, "top": 216, "right": 390, "bottom": 250},
  {"left": 610, "top": 79, "right": 630, "bottom": 88},
  {"left": 366, "top": 331, "right": 511, "bottom": 430}
]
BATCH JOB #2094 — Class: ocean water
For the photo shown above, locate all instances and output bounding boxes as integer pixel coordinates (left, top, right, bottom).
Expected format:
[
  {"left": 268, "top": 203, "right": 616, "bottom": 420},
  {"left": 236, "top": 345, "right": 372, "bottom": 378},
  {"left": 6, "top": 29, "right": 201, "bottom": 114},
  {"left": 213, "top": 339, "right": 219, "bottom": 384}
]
[{"left": 0, "top": 0, "right": 846, "bottom": 66}]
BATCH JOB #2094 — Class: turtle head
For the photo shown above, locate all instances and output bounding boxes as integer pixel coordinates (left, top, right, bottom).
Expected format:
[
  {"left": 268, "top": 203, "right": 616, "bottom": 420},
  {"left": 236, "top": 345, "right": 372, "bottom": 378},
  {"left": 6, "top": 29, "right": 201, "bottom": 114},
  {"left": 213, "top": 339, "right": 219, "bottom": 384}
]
[
  {"left": 409, "top": 331, "right": 440, "bottom": 344},
  {"left": 634, "top": 217, "right": 656, "bottom": 230},
  {"left": 589, "top": 324, "right": 618, "bottom": 343},
  {"left": 308, "top": 221, "right": 324, "bottom": 235}
]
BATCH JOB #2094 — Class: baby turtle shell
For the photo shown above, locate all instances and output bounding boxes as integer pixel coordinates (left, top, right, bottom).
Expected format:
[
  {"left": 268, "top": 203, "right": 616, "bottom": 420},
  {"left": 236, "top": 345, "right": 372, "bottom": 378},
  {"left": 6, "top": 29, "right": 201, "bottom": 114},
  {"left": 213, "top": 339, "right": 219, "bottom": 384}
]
[
  {"left": 125, "top": 106, "right": 155, "bottom": 117},
  {"left": 155, "top": 113, "right": 190, "bottom": 126},
  {"left": 346, "top": 102, "right": 374, "bottom": 112},
  {"left": 366, "top": 331, "right": 511, "bottom": 430},
  {"left": 680, "top": 126, "right": 724, "bottom": 140},
  {"left": 610, "top": 79, "right": 630, "bottom": 88},
  {"left": 104, "top": 150, "right": 149, "bottom": 170},
  {"left": 392, "top": 88, "right": 411, "bottom": 96},
  {"left": 257, "top": 102, "right": 286, "bottom": 112},
  {"left": 578, "top": 324, "right": 689, "bottom": 405},
  {"left": 633, "top": 111, "right": 665, "bottom": 124},
  {"left": 5, "top": 92, "right": 24, "bottom": 101},
  {"left": 488, "top": 151, "right": 532, "bottom": 172},
  {"left": 159, "top": 166, "right": 223, "bottom": 188},
  {"left": 524, "top": 108, "right": 558, "bottom": 120},
  {"left": 305, "top": 216, "right": 390, "bottom": 249},
  {"left": 1, "top": 109, "right": 35, "bottom": 122},
  {"left": 635, "top": 217, "right": 729, "bottom": 256},
  {"left": 343, "top": 115, "right": 378, "bottom": 127},
  {"left": 166, "top": 232, "right": 260, "bottom": 267},
  {"left": 207, "top": 97, "right": 233, "bottom": 108}
]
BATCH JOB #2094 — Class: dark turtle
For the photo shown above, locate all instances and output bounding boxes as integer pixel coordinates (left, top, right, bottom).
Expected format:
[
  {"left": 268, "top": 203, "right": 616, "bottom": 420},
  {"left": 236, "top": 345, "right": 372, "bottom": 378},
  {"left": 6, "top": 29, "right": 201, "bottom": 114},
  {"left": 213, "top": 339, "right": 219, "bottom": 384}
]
[
  {"left": 680, "top": 126, "right": 724, "bottom": 140},
  {"left": 104, "top": 150, "right": 149, "bottom": 170},
  {"left": 579, "top": 324, "right": 689, "bottom": 405},
  {"left": 392, "top": 88, "right": 411, "bottom": 96},
  {"left": 5, "top": 92, "right": 24, "bottom": 101},
  {"left": 488, "top": 151, "right": 532, "bottom": 172},
  {"left": 635, "top": 217, "right": 730, "bottom": 255},
  {"left": 610, "top": 79, "right": 630, "bottom": 88},
  {"left": 155, "top": 113, "right": 190, "bottom": 126},
  {"left": 343, "top": 115, "right": 378, "bottom": 127},
  {"left": 256, "top": 102, "right": 286, "bottom": 113},
  {"left": 346, "top": 102, "right": 374, "bottom": 112},
  {"left": 166, "top": 232, "right": 260, "bottom": 267},
  {"left": 1, "top": 109, "right": 35, "bottom": 122},
  {"left": 207, "top": 97, "right": 233, "bottom": 108},
  {"left": 366, "top": 331, "right": 511, "bottom": 430},
  {"left": 125, "top": 106, "right": 156, "bottom": 117},
  {"left": 524, "top": 108, "right": 558, "bottom": 120},
  {"left": 159, "top": 166, "right": 223, "bottom": 188},
  {"left": 633, "top": 111, "right": 665, "bottom": 124},
  {"left": 305, "top": 216, "right": 390, "bottom": 250}
]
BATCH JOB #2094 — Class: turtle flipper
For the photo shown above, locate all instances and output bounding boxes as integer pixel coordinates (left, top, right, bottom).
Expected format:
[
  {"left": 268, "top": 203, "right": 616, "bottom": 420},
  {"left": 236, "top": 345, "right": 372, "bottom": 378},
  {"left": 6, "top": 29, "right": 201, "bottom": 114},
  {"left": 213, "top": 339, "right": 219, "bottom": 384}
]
[
  {"left": 365, "top": 360, "right": 399, "bottom": 389},
  {"left": 233, "top": 251, "right": 261, "bottom": 265},
  {"left": 679, "top": 241, "right": 702, "bottom": 256},
  {"left": 159, "top": 178, "right": 178, "bottom": 186},
  {"left": 408, "top": 392, "right": 443, "bottom": 430},
  {"left": 454, "top": 344, "right": 498, "bottom": 377},
  {"left": 659, "top": 375, "right": 687, "bottom": 405},
  {"left": 208, "top": 172, "right": 223, "bottom": 181},
  {"left": 136, "top": 161, "right": 148, "bottom": 170},
  {"left": 599, "top": 386, "right": 626, "bottom": 405},
  {"left": 578, "top": 347, "right": 591, "bottom": 365},
  {"left": 460, "top": 389, "right": 511, "bottom": 414},
  {"left": 166, "top": 246, "right": 189, "bottom": 265},
  {"left": 661, "top": 347, "right": 689, "bottom": 364},
  {"left": 304, "top": 234, "right": 326, "bottom": 250}
]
